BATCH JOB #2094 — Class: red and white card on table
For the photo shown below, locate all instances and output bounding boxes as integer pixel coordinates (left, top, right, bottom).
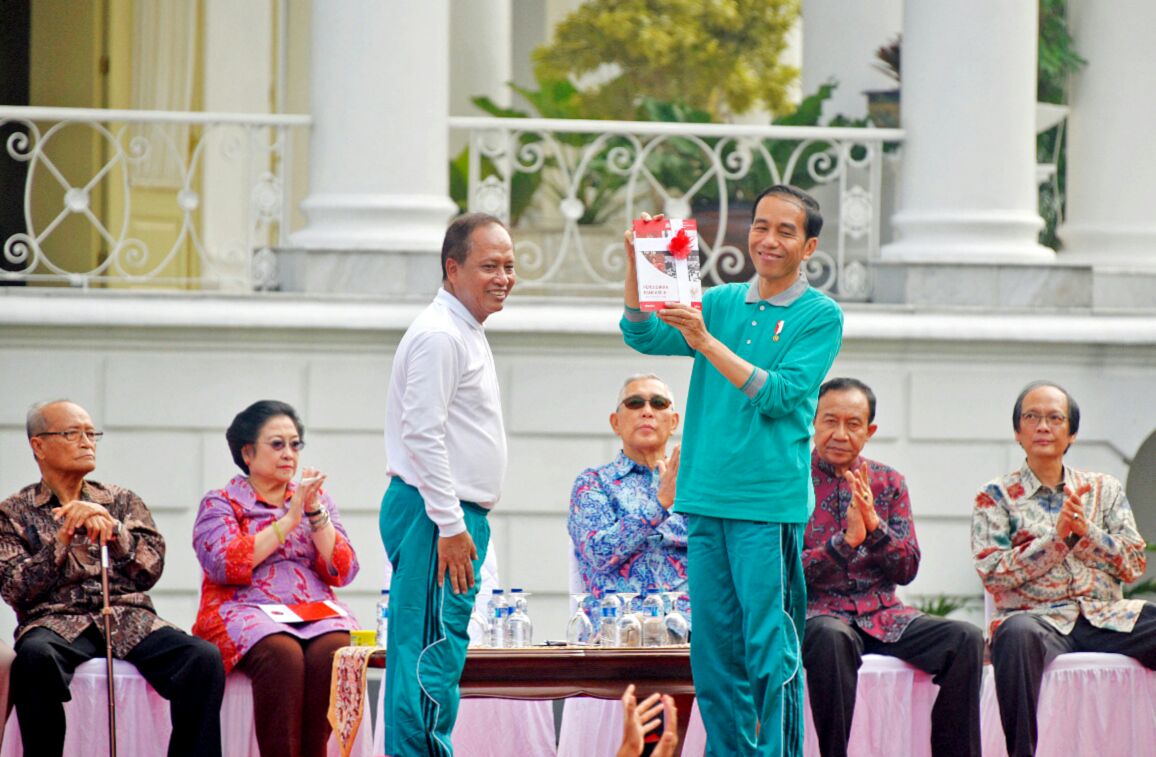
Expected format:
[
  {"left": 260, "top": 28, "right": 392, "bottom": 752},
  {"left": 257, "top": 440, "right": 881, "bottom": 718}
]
[{"left": 632, "top": 218, "right": 702, "bottom": 311}]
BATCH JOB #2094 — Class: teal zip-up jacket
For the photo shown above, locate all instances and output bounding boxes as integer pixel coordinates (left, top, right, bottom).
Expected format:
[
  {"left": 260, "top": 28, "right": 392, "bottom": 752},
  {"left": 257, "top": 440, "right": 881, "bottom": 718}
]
[{"left": 621, "top": 278, "right": 843, "bottom": 523}]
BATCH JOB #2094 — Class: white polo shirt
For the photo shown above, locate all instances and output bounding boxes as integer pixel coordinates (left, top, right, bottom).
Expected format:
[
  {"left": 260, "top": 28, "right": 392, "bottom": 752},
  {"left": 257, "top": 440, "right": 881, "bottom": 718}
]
[{"left": 385, "top": 288, "right": 507, "bottom": 536}]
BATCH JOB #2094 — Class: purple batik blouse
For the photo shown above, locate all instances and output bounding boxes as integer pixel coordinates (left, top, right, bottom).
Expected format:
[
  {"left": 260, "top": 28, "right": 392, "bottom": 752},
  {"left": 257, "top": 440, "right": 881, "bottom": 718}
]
[{"left": 192, "top": 475, "right": 359, "bottom": 672}]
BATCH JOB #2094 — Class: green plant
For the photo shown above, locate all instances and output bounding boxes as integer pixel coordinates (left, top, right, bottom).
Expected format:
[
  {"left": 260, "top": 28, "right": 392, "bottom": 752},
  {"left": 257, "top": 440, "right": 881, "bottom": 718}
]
[
  {"left": 636, "top": 81, "right": 847, "bottom": 208},
  {"left": 446, "top": 78, "right": 587, "bottom": 225},
  {"left": 532, "top": 0, "right": 801, "bottom": 121},
  {"left": 1038, "top": 0, "right": 1086, "bottom": 105},
  {"left": 1123, "top": 543, "right": 1156, "bottom": 599},
  {"left": 916, "top": 594, "right": 973, "bottom": 618},
  {"left": 873, "top": 35, "right": 901, "bottom": 83},
  {"left": 450, "top": 76, "right": 867, "bottom": 228},
  {"left": 1036, "top": 0, "right": 1086, "bottom": 249}
]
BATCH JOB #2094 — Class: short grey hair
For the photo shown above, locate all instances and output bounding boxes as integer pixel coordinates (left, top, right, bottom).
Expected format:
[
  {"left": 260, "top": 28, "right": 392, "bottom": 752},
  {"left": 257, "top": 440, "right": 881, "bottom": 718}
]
[
  {"left": 616, "top": 374, "right": 674, "bottom": 407},
  {"left": 26, "top": 399, "right": 71, "bottom": 438}
]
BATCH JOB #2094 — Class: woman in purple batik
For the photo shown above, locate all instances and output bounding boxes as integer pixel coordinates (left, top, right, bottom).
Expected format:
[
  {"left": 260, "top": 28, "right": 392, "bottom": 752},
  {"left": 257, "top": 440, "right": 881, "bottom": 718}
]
[{"left": 192, "top": 400, "right": 359, "bottom": 757}]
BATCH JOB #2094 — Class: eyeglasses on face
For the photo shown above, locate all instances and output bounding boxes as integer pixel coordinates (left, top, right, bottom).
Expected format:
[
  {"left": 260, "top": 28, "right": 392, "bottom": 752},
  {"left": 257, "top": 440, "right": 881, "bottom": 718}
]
[
  {"left": 620, "top": 395, "right": 673, "bottom": 411},
  {"left": 1020, "top": 411, "right": 1067, "bottom": 429},
  {"left": 36, "top": 429, "right": 104, "bottom": 443},
  {"left": 258, "top": 438, "right": 305, "bottom": 452}
]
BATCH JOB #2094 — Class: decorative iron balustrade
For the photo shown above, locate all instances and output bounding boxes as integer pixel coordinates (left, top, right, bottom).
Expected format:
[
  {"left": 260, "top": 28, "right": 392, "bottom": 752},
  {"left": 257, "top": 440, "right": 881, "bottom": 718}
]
[
  {"left": 450, "top": 116, "right": 903, "bottom": 300},
  {"left": 0, "top": 106, "right": 309, "bottom": 290}
]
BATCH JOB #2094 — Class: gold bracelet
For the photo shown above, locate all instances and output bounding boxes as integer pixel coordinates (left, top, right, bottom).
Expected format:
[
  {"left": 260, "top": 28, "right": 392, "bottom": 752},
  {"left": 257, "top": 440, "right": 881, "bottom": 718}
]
[{"left": 271, "top": 519, "right": 286, "bottom": 545}]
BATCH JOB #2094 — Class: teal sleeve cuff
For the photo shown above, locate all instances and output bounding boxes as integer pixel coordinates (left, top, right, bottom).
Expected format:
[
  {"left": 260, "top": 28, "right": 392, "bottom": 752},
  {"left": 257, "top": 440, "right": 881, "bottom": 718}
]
[
  {"left": 623, "top": 306, "right": 652, "bottom": 323},
  {"left": 741, "top": 367, "right": 769, "bottom": 399}
]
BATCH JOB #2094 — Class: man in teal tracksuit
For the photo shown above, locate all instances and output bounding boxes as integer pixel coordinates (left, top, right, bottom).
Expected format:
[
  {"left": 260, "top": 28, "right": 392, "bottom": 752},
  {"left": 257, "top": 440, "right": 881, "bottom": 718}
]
[{"left": 621, "top": 185, "right": 843, "bottom": 756}]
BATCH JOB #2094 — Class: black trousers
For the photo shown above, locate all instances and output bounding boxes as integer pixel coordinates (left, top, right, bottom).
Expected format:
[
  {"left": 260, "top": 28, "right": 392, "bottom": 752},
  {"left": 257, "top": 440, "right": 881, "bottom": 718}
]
[
  {"left": 990, "top": 603, "right": 1156, "bottom": 757},
  {"left": 802, "top": 614, "right": 983, "bottom": 757},
  {"left": 11, "top": 624, "right": 225, "bottom": 757}
]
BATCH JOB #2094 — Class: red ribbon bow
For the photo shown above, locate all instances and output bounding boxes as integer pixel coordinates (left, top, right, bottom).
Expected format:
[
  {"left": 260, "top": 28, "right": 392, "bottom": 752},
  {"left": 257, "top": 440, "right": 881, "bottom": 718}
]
[{"left": 668, "top": 228, "right": 692, "bottom": 260}]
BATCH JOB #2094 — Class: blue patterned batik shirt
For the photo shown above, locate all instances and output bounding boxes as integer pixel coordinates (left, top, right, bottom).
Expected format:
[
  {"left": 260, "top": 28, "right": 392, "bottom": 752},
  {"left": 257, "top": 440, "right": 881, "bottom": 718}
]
[{"left": 568, "top": 450, "right": 689, "bottom": 606}]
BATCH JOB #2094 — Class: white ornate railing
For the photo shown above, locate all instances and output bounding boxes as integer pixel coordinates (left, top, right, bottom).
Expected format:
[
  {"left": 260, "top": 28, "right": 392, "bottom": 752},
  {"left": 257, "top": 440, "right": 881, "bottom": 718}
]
[
  {"left": 0, "top": 106, "right": 309, "bottom": 290},
  {"left": 450, "top": 116, "right": 903, "bottom": 300}
]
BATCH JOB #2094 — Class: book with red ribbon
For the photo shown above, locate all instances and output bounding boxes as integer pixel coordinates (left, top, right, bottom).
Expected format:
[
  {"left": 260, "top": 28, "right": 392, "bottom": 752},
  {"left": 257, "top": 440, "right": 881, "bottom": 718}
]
[{"left": 632, "top": 218, "right": 702, "bottom": 311}]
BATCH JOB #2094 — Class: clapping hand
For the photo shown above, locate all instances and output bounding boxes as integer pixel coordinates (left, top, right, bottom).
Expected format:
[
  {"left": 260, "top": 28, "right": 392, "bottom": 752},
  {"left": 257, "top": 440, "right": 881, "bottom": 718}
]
[
  {"left": 655, "top": 446, "right": 681, "bottom": 510},
  {"left": 616, "top": 684, "right": 679, "bottom": 757},
  {"left": 287, "top": 467, "right": 326, "bottom": 527},
  {"left": 843, "top": 466, "right": 879, "bottom": 548},
  {"left": 1057, "top": 483, "right": 1093, "bottom": 541}
]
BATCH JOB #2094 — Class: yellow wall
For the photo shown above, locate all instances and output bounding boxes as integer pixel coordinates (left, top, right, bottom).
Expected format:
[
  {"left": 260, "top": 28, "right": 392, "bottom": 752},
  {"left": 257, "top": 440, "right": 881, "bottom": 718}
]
[
  {"left": 26, "top": 0, "right": 208, "bottom": 286},
  {"left": 28, "top": 0, "right": 107, "bottom": 277}
]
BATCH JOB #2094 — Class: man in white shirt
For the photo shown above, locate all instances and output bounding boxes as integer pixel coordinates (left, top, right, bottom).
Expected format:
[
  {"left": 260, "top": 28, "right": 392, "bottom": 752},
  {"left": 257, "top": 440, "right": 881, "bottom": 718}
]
[{"left": 380, "top": 213, "right": 515, "bottom": 757}]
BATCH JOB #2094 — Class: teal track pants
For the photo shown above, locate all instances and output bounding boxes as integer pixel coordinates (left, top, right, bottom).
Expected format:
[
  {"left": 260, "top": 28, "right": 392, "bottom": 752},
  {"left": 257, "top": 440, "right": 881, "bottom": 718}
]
[
  {"left": 379, "top": 477, "right": 490, "bottom": 757},
  {"left": 687, "top": 515, "right": 806, "bottom": 756}
]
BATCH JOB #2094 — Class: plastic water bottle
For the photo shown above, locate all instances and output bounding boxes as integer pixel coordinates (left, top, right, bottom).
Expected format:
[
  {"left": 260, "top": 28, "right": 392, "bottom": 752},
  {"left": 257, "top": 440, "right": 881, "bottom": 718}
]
[
  {"left": 641, "top": 589, "right": 669, "bottom": 647},
  {"left": 507, "top": 589, "right": 533, "bottom": 647},
  {"left": 375, "top": 589, "right": 390, "bottom": 647},
  {"left": 599, "top": 589, "right": 623, "bottom": 647},
  {"left": 487, "top": 589, "right": 508, "bottom": 648}
]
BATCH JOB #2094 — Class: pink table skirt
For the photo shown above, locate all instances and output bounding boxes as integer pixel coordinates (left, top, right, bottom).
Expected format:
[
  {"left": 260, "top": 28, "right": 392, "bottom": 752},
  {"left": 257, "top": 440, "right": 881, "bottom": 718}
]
[{"left": 372, "top": 676, "right": 558, "bottom": 757}]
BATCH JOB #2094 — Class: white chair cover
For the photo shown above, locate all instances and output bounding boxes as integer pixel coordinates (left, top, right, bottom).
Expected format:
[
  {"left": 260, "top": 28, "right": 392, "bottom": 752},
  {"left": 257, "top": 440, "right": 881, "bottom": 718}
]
[
  {"left": 1, "top": 659, "right": 169, "bottom": 757},
  {"left": 0, "top": 659, "right": 373, "bottom": 757},
  {"left": 981, "top": 652, "right": 1156, "bottom": 757},
  {"left": 802, "top": 654, "right": 937, "bottom": 757},
  {"left": 373, "top": 543, "right": 557, "bottom": 757}
]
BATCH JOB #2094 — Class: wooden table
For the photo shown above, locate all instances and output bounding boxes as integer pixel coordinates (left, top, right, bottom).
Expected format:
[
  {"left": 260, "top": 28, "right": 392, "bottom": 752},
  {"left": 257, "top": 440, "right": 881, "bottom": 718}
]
[{"left": 369, "top": 645, "right": 695, "bottom": 747}]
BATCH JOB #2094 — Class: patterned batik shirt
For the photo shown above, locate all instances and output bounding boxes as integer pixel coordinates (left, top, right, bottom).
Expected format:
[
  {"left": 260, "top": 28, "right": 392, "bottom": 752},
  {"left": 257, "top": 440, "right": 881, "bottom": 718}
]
[
  {"left": 803, "top": 451, "right": 922, "bottom": 642},
  {"left": 568, "top": 451, "right": 689, "bottom": 602},
  {"left": 0, "top": 480, "right": 172, "bottom": 657},
  {"left": 972, "top": 463, "right": 1148, "bottom": 636}
]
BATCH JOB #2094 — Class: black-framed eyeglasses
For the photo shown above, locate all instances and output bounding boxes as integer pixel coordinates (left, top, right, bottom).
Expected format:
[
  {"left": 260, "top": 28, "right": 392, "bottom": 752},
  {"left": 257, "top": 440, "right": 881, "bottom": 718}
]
[
  {"left": 258, "top": 438, "right": 305, "bottom": 452},
  {"left": 1020, "top": 411, "right": 1067, "bottom": 429},
  {"left": 35, "top": 429, "right": 104, "bottom": 443},
  {"left": 620, "top": 395, "right": 673, "bottom": 411}
]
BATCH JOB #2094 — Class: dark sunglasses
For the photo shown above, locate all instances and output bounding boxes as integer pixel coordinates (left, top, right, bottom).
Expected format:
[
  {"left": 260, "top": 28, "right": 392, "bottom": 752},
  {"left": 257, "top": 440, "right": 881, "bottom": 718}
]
[
  {"left": 259, "top": 438, "right": 306, "bottom": 452},
  {"left": 620, "top": 394, "right": 672, "bottom": 411}
]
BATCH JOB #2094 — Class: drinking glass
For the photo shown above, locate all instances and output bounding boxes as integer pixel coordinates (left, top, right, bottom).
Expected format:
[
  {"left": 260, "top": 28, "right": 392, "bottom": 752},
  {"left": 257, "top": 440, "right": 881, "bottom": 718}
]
[
  {"left": 566, "top": 593, "right": 595, "bottom": 645},
  {"left": 663, "top": 591, "right": 690, "bottom": 644},
  {"left": 616, "top": 591, "right": 642, "bottom": 647}
]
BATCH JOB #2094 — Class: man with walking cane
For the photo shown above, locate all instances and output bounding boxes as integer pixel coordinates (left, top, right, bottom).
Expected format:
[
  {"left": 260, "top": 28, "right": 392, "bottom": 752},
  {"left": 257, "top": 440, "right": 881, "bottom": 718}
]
[{"left": 0, "top": 400, "right": 225, "bottom": 757}]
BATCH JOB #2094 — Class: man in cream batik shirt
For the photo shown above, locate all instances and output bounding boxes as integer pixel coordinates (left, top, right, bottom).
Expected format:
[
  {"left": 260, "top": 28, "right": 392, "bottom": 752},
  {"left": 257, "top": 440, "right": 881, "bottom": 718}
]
[{"left": 973, "top": 381, "right": 1156, "bottom": 757}]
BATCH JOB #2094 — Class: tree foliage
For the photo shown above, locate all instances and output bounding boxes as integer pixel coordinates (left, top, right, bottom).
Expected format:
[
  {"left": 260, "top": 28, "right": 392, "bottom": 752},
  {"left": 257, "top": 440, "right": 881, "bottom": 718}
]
[
  {"left": 532, "top": 0, "right": 800, "bottom": 122},
  {"left": 1037, "top": 0, "right": 1085, "bottom": 104}
]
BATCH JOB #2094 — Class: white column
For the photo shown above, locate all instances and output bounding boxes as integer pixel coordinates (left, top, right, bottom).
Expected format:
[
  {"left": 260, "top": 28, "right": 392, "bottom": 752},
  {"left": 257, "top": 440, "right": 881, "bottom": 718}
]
[
  {"left": 450, "top": 0, "right": 511, "bottom": 116},
  {"left": 801, "top": 0, "right": 902, "bottom": 121},
  {"left": 289, "top": 0, "right": 455, "bottom": 255},
  {"left": 1058, "top": 0, "right": 1156, "bottom": 267},
  {"left": 881, "top": 1, "right": 1052, "bottom": 264}
]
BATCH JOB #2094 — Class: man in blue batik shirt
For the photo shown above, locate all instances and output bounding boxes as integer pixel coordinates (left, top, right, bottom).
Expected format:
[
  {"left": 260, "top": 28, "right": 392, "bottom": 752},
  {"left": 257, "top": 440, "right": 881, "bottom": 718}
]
[{"left": 568, "top": 374, "right": 686, "bottom": 605}]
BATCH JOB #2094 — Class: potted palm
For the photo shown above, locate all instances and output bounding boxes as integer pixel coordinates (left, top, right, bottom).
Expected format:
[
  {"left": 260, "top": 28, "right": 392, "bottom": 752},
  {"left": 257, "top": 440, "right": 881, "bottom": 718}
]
[{"left": 864, "top": 35, "right": 901, "bottom": 128}]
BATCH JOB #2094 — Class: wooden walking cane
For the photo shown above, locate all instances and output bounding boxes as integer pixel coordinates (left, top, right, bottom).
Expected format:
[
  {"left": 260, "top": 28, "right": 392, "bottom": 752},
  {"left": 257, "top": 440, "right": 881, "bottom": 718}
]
[{"left": 100, "top": 543, "right": 118, "bottom": 757}]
